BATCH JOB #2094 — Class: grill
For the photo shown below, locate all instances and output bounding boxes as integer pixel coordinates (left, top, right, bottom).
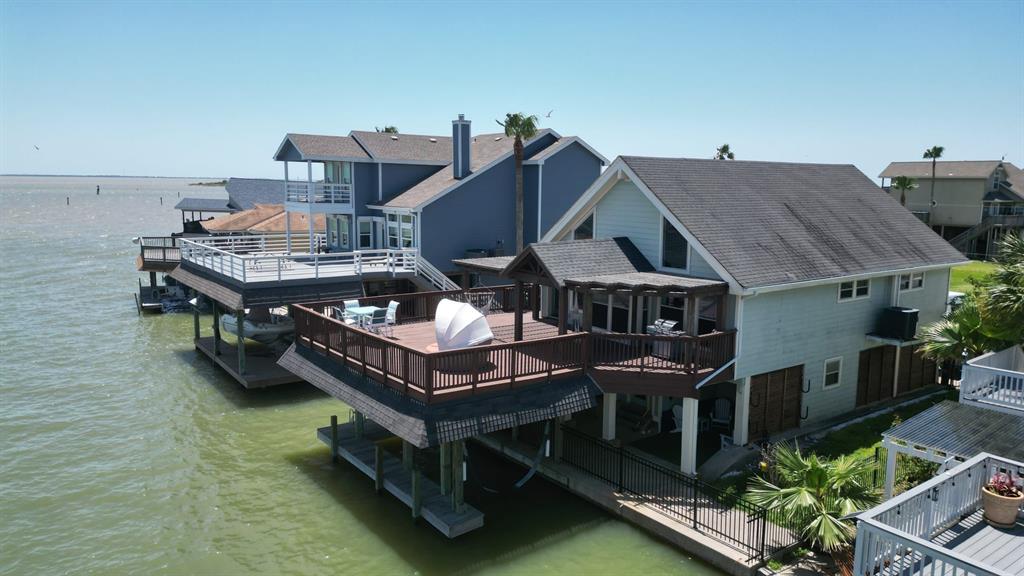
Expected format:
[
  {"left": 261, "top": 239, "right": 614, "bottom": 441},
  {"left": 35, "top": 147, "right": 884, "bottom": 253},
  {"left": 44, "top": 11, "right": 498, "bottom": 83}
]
[{"left": 646, "top": 319, "right": 682, "bottom": 335}]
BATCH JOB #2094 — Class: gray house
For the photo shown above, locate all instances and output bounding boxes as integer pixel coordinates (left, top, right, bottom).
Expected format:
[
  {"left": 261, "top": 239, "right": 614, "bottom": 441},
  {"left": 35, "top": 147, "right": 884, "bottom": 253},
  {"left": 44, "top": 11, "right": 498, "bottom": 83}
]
[{"left": 535, "top": 156, "right": 966, "bottom": 470}]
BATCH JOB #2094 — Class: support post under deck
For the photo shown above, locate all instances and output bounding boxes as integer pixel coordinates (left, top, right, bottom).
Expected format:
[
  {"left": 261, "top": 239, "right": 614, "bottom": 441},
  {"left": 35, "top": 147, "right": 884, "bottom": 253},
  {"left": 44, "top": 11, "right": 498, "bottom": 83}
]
[
  {"left": 451, "top": 441, "right": 465, "bottom": 513},
  {"left": 330, "top": 415, "right": 338, "bottom": 463},
  {"left": 191, "top": 291, "right": 200, "bottom": 341},
  {"left": 236, "top": 309, "right": 246, "bottom": 375},
  {"left": 439, "top": 443, "right": 451, "bottom": 496},
  {"left": 513, "top": 280, "right": 524, "bottom": 341},
  {"left": 680, "top": 397, "right": 699, "bottom": 475},
  {"left": 211, "top": 301, "right": 221, "bottom": 356},
  {"left": 402, "top": 440, "right": 413, "bottom": 472},
  {"left": 558, "top": 286, "right": 569, "bottom": 335},
  {"left": 602, "top": 393, "right": 617, "bottom": 441}
]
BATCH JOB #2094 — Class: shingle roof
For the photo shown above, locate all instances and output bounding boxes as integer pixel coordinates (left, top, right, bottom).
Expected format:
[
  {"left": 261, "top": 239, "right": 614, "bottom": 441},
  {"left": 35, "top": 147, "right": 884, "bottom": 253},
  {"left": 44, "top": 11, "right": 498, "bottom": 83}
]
[
  {"left": 279, "top": 134, "right": 370, "bottom": 161},
  {"left": 620, "top": 156, "right": 967, "bottom": 289},
  {"left": 450, "top": 255, "right": 515, "bottom": 274},
  {"left": 506, "top": 237, "right": 654, "bottom": 288},
  {"left": 883, "top": 401, "right": 1024, "bottom": 462},
  {"left": 224, "top": 177, "right": 286, "bottom": 209},
  {"left": 879, "top": 161, "right": 1001, "bottom": 179},
  {"left": 248, "top": 210, "right": 326, "bottom": 233},
  {"left": 383, "top": 130, "right": 553, "bottom": 209},
  {"left": 174, "top": 197, "right": 234, "bottom": 213},
  {"left": 1001, "top": 164, "right": 1024, "bottom": 202},
  {"left": 564, "top": 271, "right": 727, "bottom": 295},
  {"left": 350, "top": 131, "right": 451, "bottom": 163},
  {"left": 202, "top": 204, "right": 284, "bottom": 232}
]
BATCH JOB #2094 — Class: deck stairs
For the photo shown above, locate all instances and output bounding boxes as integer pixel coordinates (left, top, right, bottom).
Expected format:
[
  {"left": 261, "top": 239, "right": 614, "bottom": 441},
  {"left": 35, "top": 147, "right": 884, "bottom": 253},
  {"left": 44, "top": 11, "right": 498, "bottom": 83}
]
[
  {"left": 413, "top": 255, "right": 460, "bottom": 292},
  {"left": 948, "top": 214, "right": 1024, "bottom": 252}
]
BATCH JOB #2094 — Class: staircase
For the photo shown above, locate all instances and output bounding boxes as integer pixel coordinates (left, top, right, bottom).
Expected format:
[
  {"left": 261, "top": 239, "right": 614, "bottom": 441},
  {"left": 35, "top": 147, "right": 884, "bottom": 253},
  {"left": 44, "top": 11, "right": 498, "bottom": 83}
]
[
  {"left": 948, "top": 214, "right": 1024, "bottom": 254},
  {"left": 414, "top": 254, "right": 460, "bottom": 292}
]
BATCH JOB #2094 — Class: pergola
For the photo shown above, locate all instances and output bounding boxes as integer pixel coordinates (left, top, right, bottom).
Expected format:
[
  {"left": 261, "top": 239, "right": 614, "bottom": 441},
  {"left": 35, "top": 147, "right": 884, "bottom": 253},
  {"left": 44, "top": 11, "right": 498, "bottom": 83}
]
[{"left": 881, "top": 400, "right": 1024, "bottom": 497}]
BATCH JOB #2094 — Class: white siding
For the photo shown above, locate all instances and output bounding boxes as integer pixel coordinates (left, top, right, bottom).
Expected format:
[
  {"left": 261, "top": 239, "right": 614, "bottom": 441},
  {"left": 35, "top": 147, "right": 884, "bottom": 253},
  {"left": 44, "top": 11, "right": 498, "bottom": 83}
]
[
  {"left": 593, "top": 180, "right": 721, "bottom": 280},
  {"left": 896, "top": 269, "right": 950, "bottom": 326}
]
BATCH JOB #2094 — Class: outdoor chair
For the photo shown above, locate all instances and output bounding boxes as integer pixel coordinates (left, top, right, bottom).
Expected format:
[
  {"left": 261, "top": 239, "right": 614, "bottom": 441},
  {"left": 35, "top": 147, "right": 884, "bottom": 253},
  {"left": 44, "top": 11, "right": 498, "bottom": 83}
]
[
  {"left": 342, "top": 299, "right": 360, "bottom": 324},
  {"left": 332, "top": 306, "right": 357, "bottom": 326},
  {"left": 385, "top": 301, "right": 399, "bottom": 327},
  {"left": 365, "top": 308, "right": 390, "bottom": 336},
  {"left": 710, "top": 398, "right": 732, "bottom": 429}
]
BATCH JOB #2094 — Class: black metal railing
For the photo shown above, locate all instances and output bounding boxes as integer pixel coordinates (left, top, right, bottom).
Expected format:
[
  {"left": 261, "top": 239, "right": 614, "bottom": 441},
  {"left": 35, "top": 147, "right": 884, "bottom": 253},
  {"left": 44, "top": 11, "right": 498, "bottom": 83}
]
[{"left": 560, "top": 425, "right": 799, "bottom": 560}]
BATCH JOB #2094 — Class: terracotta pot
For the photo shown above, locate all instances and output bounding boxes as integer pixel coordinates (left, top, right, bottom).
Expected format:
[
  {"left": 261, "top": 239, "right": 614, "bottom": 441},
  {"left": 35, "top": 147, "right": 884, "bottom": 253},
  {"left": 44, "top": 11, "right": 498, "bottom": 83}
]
[{"left": 981, "top": 486, "right": 1023, "bottom": 528}]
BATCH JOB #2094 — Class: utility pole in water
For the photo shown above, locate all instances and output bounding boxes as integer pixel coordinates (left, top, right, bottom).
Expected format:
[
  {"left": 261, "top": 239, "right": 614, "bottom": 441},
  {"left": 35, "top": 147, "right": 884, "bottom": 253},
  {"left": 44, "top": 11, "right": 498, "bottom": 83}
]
[{"left": 96, "top": 185, "right": 100, "bottom": 195}]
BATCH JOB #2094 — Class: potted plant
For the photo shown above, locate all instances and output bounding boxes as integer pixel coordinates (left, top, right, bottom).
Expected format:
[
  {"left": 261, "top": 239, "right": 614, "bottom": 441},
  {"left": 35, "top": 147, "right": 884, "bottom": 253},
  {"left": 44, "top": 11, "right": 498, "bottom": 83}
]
[{"left": 981, "top": 471, "right": 1023, "bottom": 528}]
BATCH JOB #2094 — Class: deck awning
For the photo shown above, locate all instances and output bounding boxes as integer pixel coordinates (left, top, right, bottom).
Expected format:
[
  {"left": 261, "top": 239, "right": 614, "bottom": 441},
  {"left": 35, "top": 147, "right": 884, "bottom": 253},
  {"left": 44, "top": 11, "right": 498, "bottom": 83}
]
[
  {"left": 450, "top": 256, "right": 514, "bottom": 275},
  {"left": 174, "top": 197, "right": 235, "bottom": 213},
  {"left": 565, "top": 271, "right": 728, "bottom": 296},
  {"left": 883, "top": 400, "right": 1024, "bottom": 463}
]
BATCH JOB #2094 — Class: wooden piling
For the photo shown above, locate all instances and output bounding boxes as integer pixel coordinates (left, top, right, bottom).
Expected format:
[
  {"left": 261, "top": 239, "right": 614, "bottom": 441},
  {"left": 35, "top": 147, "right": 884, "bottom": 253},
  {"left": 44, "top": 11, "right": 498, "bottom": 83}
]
[
  {"left": 191, "top": 292, "right": 200, "bottom": 341},
  {"left": 411, "top": 466, "right": 422, "bottom": 520},
  {"left": 374, "top": 444, "right": 384, "bottom": 494},
  {"left": 330, "top": 415, "right": 338, "bottom": 463},
  {"left": 402, "top": 440, "right": 413, "bottom": 472},
  {"left": 354, "top": 411, "right": 364, "bottom": 438},
  {"left": 451, "top": 441, "right": 465, "bottom": 513},
  {"left": 439, "top": 443, "right": 451, "bottom": 496},
  {"left": 211, "top": 301, "right": 221, "bottom": 356},
  {"left": 236, "top": 309, "right": 246, "bottom": 375}
]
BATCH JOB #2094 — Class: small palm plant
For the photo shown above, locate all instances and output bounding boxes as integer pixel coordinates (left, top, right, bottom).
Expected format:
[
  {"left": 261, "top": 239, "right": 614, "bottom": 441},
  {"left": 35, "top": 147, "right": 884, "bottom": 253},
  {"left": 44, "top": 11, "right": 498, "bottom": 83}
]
[
  {"left": 977, "top": 234, "right": 1024, "bottom": 343},
  {"left": 920, "top": 294, "right": 1009, "bottom": 363},
  {"left": 746, "top": 443, "right": 880, "bottom": 552},
  {"left": 890, "top": 175, "right": 917, "bottom": 206}
]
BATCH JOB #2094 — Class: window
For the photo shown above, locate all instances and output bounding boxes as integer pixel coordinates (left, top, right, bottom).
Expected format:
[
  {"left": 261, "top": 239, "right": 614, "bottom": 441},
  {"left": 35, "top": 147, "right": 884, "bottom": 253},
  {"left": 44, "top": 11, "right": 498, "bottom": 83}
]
[
  {"left": 899, "top": 272, "right": 925, "bottom": 292},
  {"left": 385, "top": 213, "right": 416, "bottom": 249},
  {"left": 838, "top": 279, "right": 870, "bottom": 301},
  {"left": 358, "top": 219, "right": 373, "bottom": 249},
  {"left": 823, "top": 357, "right": 842, "bottom": 389},
  {"left": 573, "top": 213, "right": 594, "bottom": 240},
  {"left": 661, "top": 218, "right": 688, "bottom": 269}
]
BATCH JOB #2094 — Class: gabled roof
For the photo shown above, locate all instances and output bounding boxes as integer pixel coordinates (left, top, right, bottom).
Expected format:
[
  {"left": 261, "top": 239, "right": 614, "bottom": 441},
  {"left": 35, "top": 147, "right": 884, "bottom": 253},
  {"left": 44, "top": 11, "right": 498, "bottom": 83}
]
[
  {"left": 504, "top": 237, "right": 653, "bottom": 288},
  {"left": 525, "top": 136, "right": 610, "bottom": 165},
  {"left": 202, "top": 204, "right": 284, "bottom": 232},
  {"left": 879, "top": 160, "right": 1002, "bottom": 179},
  {"left": 1001, "top": 164, "right": 1024, "bottom": 202},
  {"left": 612, "top": 156, "right": 966, "bottom": 290},
  {"left": 275, "top": 134, "right": 370, "bottom": 161},
  {"left": 224, "top": 177, "right": 286, "bottom": 210},
  {"left": 382, "top": 130, "right": 555, "bottom": 210},
  {"left": 349, "top": 131, "right": 451, "bottom": 164}
]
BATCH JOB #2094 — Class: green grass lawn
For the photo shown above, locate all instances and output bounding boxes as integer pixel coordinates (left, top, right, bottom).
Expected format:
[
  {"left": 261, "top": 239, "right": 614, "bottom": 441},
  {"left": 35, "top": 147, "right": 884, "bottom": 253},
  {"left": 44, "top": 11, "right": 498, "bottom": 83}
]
[{"left": 950, "top": 260, "right": 997, "bottom": 293}]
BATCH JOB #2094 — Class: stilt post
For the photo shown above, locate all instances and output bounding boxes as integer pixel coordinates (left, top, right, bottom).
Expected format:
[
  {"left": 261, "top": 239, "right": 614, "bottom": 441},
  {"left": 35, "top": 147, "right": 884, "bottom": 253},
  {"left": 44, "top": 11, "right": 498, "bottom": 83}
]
[
  {"left": 513, "top": 280, "right": 524, "bottom": 341},
  {"left": 191, "top": 291, "right": 200, "bottom": 341},
  {"left": 354, "top": 411, "right": 364, "bottom": 439},
  {"left": 330, "top": 415, "right": 338, "bottom": 463},
  {"left": 211, "top": 301, "right": 221, "bottom": 356},
  {"left": 439, "top": 443, "right": 451, "bottom": 496},
  {"left": 558, "top": 286, "right": 568, "bottom": 334},
  {"left": 402, "top": 440, "right": 413, "bottom": 472},
  {"left": 451, "top": 441, "right": 465, "bottom": 513},
  {"left": 374, "top": 444, "right": 384, "bottom": 494},
  {"left": 236, "top": 309, "right": 246, "bottom": 375},
  {"left": 411, "top": 466, "right": 423, "bottom": 520}
]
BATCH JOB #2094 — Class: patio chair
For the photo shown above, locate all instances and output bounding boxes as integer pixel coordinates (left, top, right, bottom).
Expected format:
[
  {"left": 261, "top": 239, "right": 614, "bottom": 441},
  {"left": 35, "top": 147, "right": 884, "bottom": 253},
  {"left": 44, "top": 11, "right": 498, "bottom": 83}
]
[
  {"left": 385, "top": 301, "right": 399, "bottom": 327},
  {"left": 365, "top": 308, "right": 390, "bottom": 336},
  {"left": 710, "top": 398, "right": 732, "bottom": 429},
  {"left": 332, "top": 306, "right": 357, "bottom": 326},
  {"left": 342, "top": 299, "right": 360, "bottom": 324}
]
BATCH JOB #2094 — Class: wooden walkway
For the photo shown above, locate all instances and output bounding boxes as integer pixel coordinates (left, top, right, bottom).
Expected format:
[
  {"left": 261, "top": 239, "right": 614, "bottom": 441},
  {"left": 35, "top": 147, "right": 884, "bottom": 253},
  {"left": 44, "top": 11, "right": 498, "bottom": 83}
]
[
  {"left": 928, "top": 509, "right": 1024, "bottom": 575},
  {"left": 315, "top": 421, "right": 484, "bottom": 538},
  {"left": 194, "top": 337, "right": 302, "bottom": 389}
]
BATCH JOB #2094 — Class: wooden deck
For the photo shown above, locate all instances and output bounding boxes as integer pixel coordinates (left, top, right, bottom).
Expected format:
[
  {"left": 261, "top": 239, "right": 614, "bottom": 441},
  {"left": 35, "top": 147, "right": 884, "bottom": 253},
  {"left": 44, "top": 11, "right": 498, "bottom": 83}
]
[
  {"left": 194, "top": 336, "right": 303, "bottom": 389},
  {"left": 928, "top": 509, "right": 1024, "bottom": 575},
  {"left": 315, "top": 420, "right": 484, "bottom": 538},
  {"left": 387, "top": 311, "right": 565, "bottom": 351}
]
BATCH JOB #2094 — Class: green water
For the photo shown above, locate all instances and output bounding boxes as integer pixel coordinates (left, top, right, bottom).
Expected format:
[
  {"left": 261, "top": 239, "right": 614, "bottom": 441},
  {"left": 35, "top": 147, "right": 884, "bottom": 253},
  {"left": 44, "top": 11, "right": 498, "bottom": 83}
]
[{"left": 0, "top": 176, "right": 723, "bottom": 575}]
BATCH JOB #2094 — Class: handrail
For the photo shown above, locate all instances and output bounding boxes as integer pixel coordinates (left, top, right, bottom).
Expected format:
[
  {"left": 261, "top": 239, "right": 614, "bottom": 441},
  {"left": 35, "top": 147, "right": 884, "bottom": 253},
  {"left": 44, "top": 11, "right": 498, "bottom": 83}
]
[
  {"left": 416, "top": 254, "right": 460, "bottom": 291},
  {"left": 285, "top": 181, "right": 353, "bottom": 205},
  {"left": 138, "top": 236, "right": 181, "bottom": 263},
  {"left": 291, "top": 290, "right": 738, "bottom": 404},
  {"left": 960, "top": 347, "right": 1024, "bottom": 411}
]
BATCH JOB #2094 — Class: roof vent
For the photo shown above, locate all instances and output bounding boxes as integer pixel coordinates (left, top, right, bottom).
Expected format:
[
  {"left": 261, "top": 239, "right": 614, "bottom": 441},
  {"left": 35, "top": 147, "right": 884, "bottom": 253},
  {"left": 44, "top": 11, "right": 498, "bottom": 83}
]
[
  {"left": 391, "top": 135, "right": 398, "bottom": 141},
  {"left": 429, "top": 138, "right": 437, "bottom": 143}
]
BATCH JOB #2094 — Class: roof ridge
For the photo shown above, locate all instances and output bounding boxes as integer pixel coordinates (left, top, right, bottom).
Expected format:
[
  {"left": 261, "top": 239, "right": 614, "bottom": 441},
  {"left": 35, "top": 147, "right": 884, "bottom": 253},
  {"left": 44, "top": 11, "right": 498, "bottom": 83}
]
[{"left": 621, "top": 155, "right": 856, "bottom": 169}]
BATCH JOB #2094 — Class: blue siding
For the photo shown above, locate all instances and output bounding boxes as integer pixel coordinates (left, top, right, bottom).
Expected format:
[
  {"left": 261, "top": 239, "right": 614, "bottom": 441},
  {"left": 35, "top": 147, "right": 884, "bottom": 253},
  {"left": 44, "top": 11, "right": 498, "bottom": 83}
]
[
  {"left": 353, "top": 162, "right": 378, "bottom": 218},
  {"left": 523, "top": 165, "right": 540, "bottom": 244},
  {"left": 538, "top": 141, "right": 602, "bottom": 239},
  {"left": 380, "top": 163, "right": 441, "bottom": 203}
]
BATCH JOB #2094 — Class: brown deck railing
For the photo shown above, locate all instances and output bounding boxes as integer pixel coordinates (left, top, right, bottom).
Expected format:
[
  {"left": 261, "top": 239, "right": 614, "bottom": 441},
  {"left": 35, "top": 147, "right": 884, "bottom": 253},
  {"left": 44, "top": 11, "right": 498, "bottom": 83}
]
[
  {"left": 309, "top": 285, "right": 524, "bottom": 327},
  {"left": 292, "top": 292, "right": 737, "bottom": 404}
]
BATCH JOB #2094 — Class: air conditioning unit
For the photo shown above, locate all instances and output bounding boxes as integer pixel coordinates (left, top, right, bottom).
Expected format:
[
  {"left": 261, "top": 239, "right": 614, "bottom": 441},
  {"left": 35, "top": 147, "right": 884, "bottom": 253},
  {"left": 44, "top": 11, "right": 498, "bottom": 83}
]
[{"left": 877, "top": 306, "right": 919, "bottom": 341}]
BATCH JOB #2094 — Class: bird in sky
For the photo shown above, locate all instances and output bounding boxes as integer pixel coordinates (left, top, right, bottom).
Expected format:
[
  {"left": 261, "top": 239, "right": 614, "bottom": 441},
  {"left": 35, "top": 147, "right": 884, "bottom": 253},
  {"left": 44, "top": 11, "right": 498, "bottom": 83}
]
[
  {"left": 545, "top": 109, "right": 554, "bottom": 118},
  {"left": 33, "top": 145, "right": 39, "bottom": 150}
]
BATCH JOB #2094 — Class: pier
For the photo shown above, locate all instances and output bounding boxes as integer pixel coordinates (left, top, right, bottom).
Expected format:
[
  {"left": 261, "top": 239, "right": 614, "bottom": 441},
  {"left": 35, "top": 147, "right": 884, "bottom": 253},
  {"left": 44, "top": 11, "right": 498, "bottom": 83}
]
[
  {"left": 316, "top": 418, "right": 484, "bottom": 538},
  {"left": 194, "top": 337, "right": 301, "bottom": 389}
]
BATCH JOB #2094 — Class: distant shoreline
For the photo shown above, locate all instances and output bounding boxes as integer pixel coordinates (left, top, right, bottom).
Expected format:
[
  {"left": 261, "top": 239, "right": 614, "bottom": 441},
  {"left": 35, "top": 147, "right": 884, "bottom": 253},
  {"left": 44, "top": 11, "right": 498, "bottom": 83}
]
[{"left": 0, "top": 174, "right": 226, "bottom": 180}]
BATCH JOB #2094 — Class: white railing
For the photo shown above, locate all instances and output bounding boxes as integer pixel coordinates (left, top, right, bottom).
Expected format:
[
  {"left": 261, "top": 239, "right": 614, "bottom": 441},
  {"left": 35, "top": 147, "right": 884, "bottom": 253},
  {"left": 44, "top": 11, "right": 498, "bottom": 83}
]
[
  {"left": 416, "top": 254, "right": 460, "bottom": 291},
  {"left": 285, "top": 181, "right": 353, "bottom": 206},
  {"left": 854, "top": 453, "right": 1024, "bottom": 576},
  {"left": 961, "top": 346, "right": 1024, "bottom": 413},
  {"left": 179, "top": 236, "right": 418, "bottom": 283}
]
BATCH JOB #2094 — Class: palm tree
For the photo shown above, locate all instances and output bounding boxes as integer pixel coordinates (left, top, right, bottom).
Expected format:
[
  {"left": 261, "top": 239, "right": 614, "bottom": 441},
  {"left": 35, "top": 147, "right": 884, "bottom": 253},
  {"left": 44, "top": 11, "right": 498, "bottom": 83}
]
[
  {"left": 890, "top": 175, "right": 917, "bottom": 206},
  {"left": 714, "top": 143, "right": 735, "bottom": 160},
  {"left": 497, "top": 113, "right": 539, "bottom": 253},
  {"left": 919, "top": 295, "right": 1008, "bottom": 363},
  {"left": 976, "top": 234, "right": 1024, "bottom": 343},
  {"left": 923, "top": 146, "right": 944, "bottom": 222},
  {"left": 746, "top": 443, "right": 880, "bottom": 553}
]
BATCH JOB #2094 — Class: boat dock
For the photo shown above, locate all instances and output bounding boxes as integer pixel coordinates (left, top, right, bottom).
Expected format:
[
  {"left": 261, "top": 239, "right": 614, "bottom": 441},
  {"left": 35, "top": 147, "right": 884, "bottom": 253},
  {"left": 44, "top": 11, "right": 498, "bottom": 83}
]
[
  {"left": 316, "top": 419, "right": 485, "bottom": 538},
  {"left": 194, "top": 337, "right": 302, "bottom": 389}
]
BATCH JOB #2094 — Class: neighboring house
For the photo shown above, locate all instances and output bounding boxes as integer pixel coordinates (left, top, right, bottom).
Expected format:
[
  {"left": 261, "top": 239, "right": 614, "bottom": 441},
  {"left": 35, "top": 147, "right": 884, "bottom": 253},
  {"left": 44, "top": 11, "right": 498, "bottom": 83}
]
[
  {"left": 879, "top": 160, "right": 1024, "bottom": 259},
  {"left": 175, "top": 177, "right": 286, "bottom": 233},
  {"left": 169, "top": 115, "right": 605, "bottom": 388},
  {"left": 534, "top": 156, "right": 966, "bottom": 464}
]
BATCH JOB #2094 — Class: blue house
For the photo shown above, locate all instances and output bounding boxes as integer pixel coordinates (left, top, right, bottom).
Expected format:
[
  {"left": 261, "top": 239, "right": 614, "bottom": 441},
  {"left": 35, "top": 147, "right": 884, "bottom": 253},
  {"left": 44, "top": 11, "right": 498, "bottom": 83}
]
[{"left": 270, "top": 115, "right": 607, "bottom": 280}]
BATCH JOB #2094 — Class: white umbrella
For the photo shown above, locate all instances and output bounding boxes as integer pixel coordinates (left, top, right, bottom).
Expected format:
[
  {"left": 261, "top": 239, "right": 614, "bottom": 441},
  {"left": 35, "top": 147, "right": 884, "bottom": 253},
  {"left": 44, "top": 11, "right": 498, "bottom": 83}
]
[{"left": 434, "top": 298, "right": 494, "bottom": 351}]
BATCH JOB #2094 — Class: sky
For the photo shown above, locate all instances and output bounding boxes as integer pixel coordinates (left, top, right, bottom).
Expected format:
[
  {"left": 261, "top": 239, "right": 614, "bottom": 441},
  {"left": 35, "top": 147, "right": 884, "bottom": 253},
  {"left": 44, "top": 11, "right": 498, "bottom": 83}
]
[{"left": 1, "top": 1, "right": 1022, "bottom": 180}]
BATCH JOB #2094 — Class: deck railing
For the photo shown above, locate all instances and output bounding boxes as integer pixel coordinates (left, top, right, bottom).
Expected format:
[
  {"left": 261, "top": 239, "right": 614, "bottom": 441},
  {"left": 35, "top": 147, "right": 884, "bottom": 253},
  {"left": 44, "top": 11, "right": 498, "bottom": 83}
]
[
  {"left": 854, "top": 453, "right": 1024, "bottom": 576},
  {"left": 179, "top": 235, "right": 417, "bottom": 283},
  {"left": 138, "top": 236, "right": 181, "bottom": 265},
  {"left": 559, "top": 425, "right": 798, "bottom": 560},
  {"left": 285, "top": 181, "right": 353, "bottom": 206},
  {"left": 290, "top": 289, "right": 737, "bottom": 403},
  {"left": 960, "top": 346, "right": 1024, "bottom": 413}
]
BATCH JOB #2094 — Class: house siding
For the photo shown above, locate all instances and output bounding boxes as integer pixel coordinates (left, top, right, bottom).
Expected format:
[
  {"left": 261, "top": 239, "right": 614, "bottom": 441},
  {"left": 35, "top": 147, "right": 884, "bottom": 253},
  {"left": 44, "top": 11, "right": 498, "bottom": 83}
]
[
  {"left": 888, "top": 178, "right": 986, "bottom": 228},
  {"left": 593, "top": 180, "right": 722, "bottom": 280},
  {"left": 895, "top": 268, "right": 950, "bottom": 326},
  {"left": 380, "top": 163, "right": 442, "bottom": 204},
  {"left": 538, "top": 141, "right": 603, "bottom": 240},
  {"left": 353, "top": 162, "right": 378, "bottom": 218}
]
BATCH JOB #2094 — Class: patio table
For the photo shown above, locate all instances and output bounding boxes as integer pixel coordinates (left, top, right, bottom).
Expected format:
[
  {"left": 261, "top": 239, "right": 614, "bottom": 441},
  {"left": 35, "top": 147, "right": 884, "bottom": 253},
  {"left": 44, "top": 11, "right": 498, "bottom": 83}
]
[{"left": 346, "top": 305, "right": 383, "bottom": 326}]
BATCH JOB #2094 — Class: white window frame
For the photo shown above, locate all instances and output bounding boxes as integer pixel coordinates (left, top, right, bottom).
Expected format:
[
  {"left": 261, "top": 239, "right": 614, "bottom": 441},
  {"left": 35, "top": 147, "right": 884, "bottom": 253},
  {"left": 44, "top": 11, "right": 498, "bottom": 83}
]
[
  {"left": 823, "top": 356, "right": 842, "bottom": 389},
  {"left": 659, "top": 217, "right": 690, "bottom": 272},
  {"left": 898, "top": 272, "right": 925, "bottom": 292},
  {"left": 838, "top": 279, "right": 870, "bottom": 302}
]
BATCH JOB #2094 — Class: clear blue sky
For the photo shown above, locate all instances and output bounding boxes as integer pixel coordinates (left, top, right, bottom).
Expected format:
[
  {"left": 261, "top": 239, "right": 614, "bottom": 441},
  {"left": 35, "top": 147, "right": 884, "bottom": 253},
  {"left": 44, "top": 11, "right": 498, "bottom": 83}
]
[{"left": 2, "top": 1, "right": 1021, "bottom": 180}]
